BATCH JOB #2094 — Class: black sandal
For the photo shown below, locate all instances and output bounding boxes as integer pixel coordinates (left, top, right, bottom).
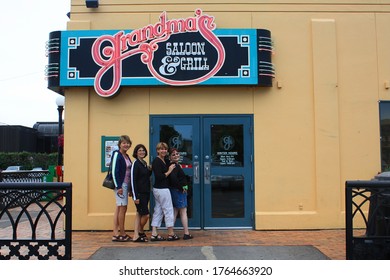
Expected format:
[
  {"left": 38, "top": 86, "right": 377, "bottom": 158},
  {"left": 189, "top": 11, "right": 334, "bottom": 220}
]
[
  {"left": 112, "top": 235, "right": 120, "bottom": 242},
  {"left": 117, "top": 234, "right": 131, "bottom": 242},
  {"left": 167, "top": 234, "right": 180, "bottom": 241},
  {"left": 150, "top": 234, "right": 166, "bottom": 241},
  {"left": 134, "top": 236, "right": 148, "bottom": 242},
  {"left": 183, "top": 234, "right": 193, "bottom": 240}
]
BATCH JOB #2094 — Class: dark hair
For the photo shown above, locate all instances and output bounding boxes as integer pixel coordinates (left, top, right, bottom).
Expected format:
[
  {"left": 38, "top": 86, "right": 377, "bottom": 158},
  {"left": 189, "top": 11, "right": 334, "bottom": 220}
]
[
  {"left": 132, "top": 144, "right": 148, "bottom": 158},
  {"left": 169, "top": 148, "right": 178, "bottom": 155}
]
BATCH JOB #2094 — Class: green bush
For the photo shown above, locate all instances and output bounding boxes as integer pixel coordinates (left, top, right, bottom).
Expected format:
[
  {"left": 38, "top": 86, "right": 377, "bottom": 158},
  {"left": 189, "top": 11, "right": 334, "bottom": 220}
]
[{"left": 0, "top": 152, "right": 58, "bottom": 170}]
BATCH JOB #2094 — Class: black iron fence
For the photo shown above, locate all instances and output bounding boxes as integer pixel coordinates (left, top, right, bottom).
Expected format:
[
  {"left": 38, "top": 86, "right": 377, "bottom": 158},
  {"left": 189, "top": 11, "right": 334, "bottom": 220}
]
[
  {"left": 346, "top": 180, "right": 390, "bottom": 259},
  {"left": 0, "top": 182, "right": 72, "bottom": 260},
  {"left": 0, "top": 170, "right": 50, "bottom": 183}
]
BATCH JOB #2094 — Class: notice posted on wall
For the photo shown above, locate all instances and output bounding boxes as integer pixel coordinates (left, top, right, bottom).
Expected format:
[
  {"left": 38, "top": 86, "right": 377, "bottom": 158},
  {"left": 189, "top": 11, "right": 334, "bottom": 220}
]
[
  {"left": 105, "top": 141, "right": 118, "bottom": 168},
  {"left": 101, "top": 136, "right": 119, "bottom": 171}
]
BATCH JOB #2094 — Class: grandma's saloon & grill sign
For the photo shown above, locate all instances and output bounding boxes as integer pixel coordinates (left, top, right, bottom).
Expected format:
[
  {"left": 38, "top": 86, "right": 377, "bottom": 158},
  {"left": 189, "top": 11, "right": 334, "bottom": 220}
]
[{"left": 47, "top": 9, "right": 274, "bottom": 97}]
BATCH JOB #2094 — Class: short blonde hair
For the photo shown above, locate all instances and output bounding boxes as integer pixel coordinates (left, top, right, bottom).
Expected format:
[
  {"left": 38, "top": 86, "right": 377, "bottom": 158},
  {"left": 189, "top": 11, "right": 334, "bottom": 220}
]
[
  {"left": 156, "top": 142, "right": 168, "bottom": 151},
  {"left": 118, "top": 135, "right": 132, "bottom": 148}
]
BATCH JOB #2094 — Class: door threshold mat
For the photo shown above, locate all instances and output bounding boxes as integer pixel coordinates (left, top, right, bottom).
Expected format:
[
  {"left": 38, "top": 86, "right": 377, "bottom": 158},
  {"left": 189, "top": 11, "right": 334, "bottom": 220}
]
[{"left": 88, "top": 245, "right": 329, "bottom": 260}]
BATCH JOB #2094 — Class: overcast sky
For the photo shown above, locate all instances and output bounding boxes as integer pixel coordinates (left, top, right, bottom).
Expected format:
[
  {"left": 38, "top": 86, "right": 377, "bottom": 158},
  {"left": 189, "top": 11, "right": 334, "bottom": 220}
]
[{"left": 0, "top": 0, "right": 70, "bottom": 127}]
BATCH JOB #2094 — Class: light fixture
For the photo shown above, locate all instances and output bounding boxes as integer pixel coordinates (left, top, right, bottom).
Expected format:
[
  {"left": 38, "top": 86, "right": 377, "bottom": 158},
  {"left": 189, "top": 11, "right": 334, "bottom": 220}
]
[
  {"left": 86, "top": 0, "right": 99, "bottom": 8},
  {"left": 55, "top": 96, "right": 65, "bottom": 107}
]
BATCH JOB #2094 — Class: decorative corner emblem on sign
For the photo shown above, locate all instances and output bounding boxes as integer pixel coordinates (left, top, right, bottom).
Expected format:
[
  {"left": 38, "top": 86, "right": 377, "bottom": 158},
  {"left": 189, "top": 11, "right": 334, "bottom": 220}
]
[{"left": 91, "top": 9, "right": 226, "bottom": 97}]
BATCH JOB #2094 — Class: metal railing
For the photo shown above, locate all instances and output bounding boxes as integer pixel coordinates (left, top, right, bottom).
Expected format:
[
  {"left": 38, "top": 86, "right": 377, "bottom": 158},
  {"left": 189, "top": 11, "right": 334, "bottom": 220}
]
[
  {"left": 0, "top": 171, "right": 54, "bottom": 208},
  {"left": 346, "top": 180, "right": 390, "bottom": 259},
  {"left": 0, "top": 170, "right": 50, "bottom": 183},
  {"left": 0, "top": 182, "right": 72, "bottom": 260}
]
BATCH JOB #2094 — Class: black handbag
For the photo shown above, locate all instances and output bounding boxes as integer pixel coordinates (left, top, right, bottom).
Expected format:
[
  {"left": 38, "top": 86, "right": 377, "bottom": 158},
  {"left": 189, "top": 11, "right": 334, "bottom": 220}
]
[{"left": 102, "top": 161, "right": 115, "bottom": 190}]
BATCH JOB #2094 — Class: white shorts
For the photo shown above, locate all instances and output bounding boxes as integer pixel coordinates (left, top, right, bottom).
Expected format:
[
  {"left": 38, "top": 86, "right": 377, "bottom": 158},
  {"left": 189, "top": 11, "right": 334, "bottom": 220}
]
[{"left": 115, "top": 183, "right": 129, "bottom": 206}]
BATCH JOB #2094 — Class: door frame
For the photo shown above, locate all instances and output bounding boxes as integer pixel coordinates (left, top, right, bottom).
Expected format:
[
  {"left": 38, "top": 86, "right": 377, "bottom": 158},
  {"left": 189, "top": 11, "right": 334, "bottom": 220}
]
[{"left": 150, "top": 114, "right": 255, "bottom": 229}]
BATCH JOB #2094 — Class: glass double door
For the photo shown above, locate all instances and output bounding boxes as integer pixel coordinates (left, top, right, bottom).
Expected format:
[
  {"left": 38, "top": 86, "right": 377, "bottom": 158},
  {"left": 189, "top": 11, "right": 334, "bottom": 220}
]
[{"left": 150, "top": 115, "right": 254, "bottom": 229}]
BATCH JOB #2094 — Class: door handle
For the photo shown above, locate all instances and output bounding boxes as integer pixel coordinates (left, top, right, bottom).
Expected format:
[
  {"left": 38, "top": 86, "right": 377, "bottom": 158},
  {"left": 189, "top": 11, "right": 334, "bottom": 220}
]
[
  {"left": 204, "top": 162, "right": 210, "bottom": 184},
  {"left": 193, "top": 161, "right": 200, "bottom": 184}
]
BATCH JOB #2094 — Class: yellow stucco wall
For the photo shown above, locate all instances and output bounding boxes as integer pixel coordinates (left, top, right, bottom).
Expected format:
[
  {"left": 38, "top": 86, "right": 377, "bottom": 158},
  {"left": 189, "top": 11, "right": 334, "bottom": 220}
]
[{"left": 64, "top": 1, "right": 390, "bottom": 230}]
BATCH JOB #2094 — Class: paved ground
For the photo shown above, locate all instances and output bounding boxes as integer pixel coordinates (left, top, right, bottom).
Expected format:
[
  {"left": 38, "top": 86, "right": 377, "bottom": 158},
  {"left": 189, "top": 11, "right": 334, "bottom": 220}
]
[
  {"left": 0, "top": 202, "right": 349, "bottom": 260},
  {"left": 72, "top": 229, "right": 348, "bottom": 260}
]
